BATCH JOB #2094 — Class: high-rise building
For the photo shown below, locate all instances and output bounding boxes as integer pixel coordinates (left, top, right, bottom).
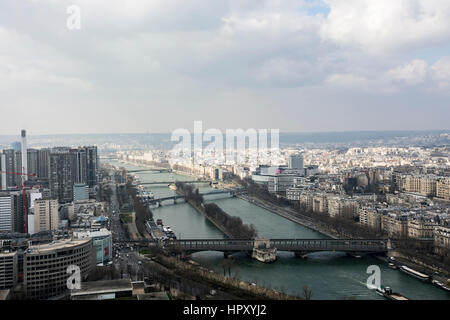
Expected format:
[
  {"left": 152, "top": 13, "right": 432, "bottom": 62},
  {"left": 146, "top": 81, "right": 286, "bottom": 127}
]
[
  {"left": 288, "top": 153, "right": 304, "bottom": 170},
  {"left": 74, "top": 148, "right": 87, "bottom": 184},
  {"left": 27, "top": 149, "right": 39, "bottom": 179},
  {"left": 0, "top": 153, "right": 6, "bottom": 191},
  {"left": 10, "top": 191, "right": 28, "bottom": 233},
  {"left": 33, "top": 199, "right": 59, "bottom": 233},
  {"left": 37, "top": 148, "right": 51, "bottom": 181},
  {"left": 1, "top": 150, "right": 16, "bottom": 188},
  {"left": 49, "top": 148, "right": 75, "bottom": 203},
  {"left": 0, "top": 194, "right": 13, "bottom": 232},
  {"left": 85, "top": 146, "right": 98, "bottom": 187}
]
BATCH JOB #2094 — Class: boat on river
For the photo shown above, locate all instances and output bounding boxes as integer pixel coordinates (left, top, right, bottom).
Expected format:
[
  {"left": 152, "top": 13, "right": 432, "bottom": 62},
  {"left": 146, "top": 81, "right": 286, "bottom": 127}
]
[
  {"left": 376, "top": 286, "right": 409, "bottom": 300},
  {"left": 399, "top": 265, "right": 430, "bottom": 281},
  {"left": 432, "top": 279, "right": 450, "bottom": 292}
]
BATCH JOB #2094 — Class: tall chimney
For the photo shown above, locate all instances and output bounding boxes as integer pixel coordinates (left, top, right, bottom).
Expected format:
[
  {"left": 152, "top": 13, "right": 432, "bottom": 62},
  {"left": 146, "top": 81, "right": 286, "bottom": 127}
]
[{"left": 21, "top": 129, "right": 28, "bottom": 183}]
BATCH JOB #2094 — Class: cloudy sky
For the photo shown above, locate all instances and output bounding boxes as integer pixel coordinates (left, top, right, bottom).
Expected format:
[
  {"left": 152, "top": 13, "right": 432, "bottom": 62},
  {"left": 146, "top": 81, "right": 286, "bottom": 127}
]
[{"left": 1, "top": 0, "right": 450, "bottom": 134}]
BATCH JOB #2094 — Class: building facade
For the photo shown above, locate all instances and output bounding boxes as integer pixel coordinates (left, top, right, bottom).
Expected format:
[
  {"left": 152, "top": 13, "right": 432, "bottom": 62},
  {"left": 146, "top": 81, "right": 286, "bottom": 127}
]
[{"left": 23, "top": 238, "right": 94, "bottom": 299}]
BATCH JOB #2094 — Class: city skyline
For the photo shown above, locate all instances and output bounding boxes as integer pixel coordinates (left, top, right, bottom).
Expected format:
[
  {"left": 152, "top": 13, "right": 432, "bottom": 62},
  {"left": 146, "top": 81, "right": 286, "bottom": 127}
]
[{"left": 1, "top": 0, "right": 450, "bottom": 134}]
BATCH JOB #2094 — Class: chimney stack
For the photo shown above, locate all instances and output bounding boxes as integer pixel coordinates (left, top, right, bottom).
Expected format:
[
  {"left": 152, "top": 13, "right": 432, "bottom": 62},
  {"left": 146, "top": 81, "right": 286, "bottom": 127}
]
[{"left": 21, "top": 129, "right": 28, "bottom": 183}]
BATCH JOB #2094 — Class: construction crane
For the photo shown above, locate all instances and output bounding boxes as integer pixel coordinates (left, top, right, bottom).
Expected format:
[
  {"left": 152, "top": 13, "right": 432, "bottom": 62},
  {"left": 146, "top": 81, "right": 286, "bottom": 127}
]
[{"left": 0, "top": 170, "right": 37, "bottom": 233}]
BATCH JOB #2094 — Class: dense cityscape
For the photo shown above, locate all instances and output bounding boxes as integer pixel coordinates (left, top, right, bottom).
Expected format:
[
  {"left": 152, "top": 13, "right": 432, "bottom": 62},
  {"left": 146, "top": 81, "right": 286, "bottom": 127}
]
[
  {"left": 0, "top": 130, "right": 449, "bottom": 301},
  {"left": 1, "top": 1, "right": 450, "bottom": 316}
]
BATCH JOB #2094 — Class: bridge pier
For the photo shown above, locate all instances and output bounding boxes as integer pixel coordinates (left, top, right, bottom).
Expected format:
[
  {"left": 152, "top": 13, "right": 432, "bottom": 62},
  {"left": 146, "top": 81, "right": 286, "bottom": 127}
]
[
  {"left": 294, "top": 251, "right": 308, "bottom": 259},
  {"left": 346, "top": 252, "right": 363, "bottom": 258}
]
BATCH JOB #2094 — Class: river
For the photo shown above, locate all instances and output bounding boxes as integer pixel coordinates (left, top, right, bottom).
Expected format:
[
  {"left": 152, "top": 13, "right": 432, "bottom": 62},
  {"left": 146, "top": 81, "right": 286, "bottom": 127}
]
[{"left": 109, "top": 160, "right": 450, "bottom": 300}]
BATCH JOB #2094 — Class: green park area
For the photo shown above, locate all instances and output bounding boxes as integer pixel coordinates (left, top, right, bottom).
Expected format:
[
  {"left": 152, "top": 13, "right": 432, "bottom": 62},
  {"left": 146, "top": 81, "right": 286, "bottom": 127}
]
[{"left": 120, "top": 212, "right": 133, "bottom": 224}]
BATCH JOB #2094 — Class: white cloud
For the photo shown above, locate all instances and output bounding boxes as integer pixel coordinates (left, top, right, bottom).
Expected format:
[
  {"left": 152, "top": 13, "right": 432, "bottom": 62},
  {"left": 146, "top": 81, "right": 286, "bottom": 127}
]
[
  {"left": 326, "top": 73, "right": 368, "bottom": 88},
  {"left": 431, "top": 56, "right": 450, "bottom": 88},
  {"left": 386, "top": 59, "right": 429, "bottom": 85},
  {"left": 321, "top": 0, "right": 450, "bottom": 54},
  {"left": 1, "top": 0, "right": 450, "bottom": 133}
]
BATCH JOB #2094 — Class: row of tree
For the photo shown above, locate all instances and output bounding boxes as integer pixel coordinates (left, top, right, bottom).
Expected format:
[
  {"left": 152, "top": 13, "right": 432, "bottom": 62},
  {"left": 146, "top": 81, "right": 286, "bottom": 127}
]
[
  {"left": 126, "top": 180, "right": 153, "bottom": 238},
  {"left": 176, "top": 182, "right": 257, "bottom": 239}
]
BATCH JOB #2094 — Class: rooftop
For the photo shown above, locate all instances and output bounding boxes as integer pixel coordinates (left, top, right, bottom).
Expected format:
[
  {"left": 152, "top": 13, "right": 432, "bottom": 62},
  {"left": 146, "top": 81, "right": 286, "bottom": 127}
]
[
  {"left": 71, "top": 279, "right": 133, "bottom": 297},
  {"left": 26, "top": 238, "right": 91, "bottom": 254}
]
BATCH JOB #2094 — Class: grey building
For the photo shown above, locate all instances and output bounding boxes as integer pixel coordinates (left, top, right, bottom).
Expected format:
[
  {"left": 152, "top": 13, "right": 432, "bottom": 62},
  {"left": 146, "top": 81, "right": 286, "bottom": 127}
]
[{"left": 49, "top": 148, "right": 75, "bottom": 203}]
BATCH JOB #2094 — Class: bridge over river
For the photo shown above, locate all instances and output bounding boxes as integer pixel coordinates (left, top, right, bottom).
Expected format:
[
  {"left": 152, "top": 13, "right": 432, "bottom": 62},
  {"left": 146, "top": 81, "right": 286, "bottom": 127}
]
[
  {"left": 139, "top": 189, "right": 243, "bottom": 206},
  {"left": 122, "top": 238, "right": 389, "bottom": 259}
]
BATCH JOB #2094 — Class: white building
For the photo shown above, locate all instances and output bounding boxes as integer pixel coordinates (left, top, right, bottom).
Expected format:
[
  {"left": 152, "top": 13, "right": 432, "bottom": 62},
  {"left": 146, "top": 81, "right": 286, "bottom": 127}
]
[{"left": 0, "top": 195, "right": 12, "bottom": 232}]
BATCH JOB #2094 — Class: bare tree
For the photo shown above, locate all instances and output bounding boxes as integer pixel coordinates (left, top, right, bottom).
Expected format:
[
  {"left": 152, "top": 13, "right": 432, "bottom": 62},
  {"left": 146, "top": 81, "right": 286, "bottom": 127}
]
[{"left": 301, "top": 285, "right": 313, "bottom": 300}]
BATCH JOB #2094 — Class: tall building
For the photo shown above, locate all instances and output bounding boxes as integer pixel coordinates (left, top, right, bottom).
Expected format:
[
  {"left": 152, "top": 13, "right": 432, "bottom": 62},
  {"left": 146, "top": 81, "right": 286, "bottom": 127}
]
[
  {"left": 10, "top": 191, "right": 28, "bottom": 233},
  {"left": 73, "top": 148, "right": 87, "bottom": 184},
  {"left": 1, "top": 150, "right": 16, "bottom": 188},
  {"left": 49, "top": 149, "right": 75, "bottom": 203},
  {"left": 0, "top": 194, "right": 13, "bottom": 232},
  {"left": 0, "top": 153, "right": 6, "bottom": 191},
  {"left": 85, "top": 146, "right": 98, "bottom": 188},
  {"left": 288, "top": 153, "right": 304, "bottom": 170},
  {"left": 33, "top": 199, "right": 59, "bottom": 233},
  {"left": 37, "top": 148, "right": 51, "bottom": 181}
]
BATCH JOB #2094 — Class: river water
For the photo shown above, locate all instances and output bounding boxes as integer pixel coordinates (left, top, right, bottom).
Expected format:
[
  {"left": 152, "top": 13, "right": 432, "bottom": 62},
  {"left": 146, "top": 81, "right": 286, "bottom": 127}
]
[{"left": 109, "top": 161, "right": 450, "bottom": 300}]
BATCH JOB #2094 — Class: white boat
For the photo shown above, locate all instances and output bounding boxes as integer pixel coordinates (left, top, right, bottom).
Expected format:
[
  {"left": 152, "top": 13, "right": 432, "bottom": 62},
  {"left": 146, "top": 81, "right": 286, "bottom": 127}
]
[
  {"left": 432, "top": 279, "right": 450, "bottom": 292},
  {"left": 399, "top": 265, "right": 430, "bottom": 281},
  {"left": 388, "top": 262, "right": 397, "bottom": 269}
]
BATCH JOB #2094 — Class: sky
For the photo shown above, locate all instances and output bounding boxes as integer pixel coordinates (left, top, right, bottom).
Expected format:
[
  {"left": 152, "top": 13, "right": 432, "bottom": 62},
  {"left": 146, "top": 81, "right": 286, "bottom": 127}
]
[{"left": 0, "top": 0, "right": 450, "bottom": 134}]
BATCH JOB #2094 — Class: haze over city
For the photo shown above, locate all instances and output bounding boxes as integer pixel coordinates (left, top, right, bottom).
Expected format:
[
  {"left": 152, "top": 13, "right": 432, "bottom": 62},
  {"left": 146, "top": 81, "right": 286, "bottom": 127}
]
[{"left": 1, "top": 0, "right": 450, "bottom": 134}]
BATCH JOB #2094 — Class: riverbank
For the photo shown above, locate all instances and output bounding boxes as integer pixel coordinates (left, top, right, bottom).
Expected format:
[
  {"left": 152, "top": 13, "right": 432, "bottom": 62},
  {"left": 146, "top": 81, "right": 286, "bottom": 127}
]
[{"left": 144, "top": 250, "right": 299, "bottom": 300}]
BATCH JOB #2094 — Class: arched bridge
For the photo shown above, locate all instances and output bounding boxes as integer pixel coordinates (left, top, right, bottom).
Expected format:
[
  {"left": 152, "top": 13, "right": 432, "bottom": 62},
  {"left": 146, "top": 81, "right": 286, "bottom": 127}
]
[
  {"left": 128, "top": 169, "right": 172, "bottom": 173},
  {"left": 137, "top": 180, "right": 211, "bottom": 186},
  {"left": 162, "top": 238, "right": 388, "bottom": 254},
  {"left": 141, "top": 189, "right": 241, "bottom": 206}
]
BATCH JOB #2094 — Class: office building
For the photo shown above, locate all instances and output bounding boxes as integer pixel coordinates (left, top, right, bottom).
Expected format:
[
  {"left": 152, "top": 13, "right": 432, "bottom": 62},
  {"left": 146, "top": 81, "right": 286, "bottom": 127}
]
[
  {"left": 85, "top": 146, "right": 98, "bottom": 188},
  {"left": 33, "top": 199, "right": 59, "bottom": 233},
  {"left": 23, "top": 238, "right": 95, "bottom": 299},
  {"left": 49, "top": 149, "right": 75, "bottom": 203},
  {"left": 73, "top": 229, "right": 112, "bottom": 265},
  {"left": 0, "top": 194, "right": 13, "bottom": 232},
  {"left": 288, "top": 153, "right": 304, "bottom": 170},
  {"left": 0, "top": 251, "right": 18, "bottom": 290},
  {"left": 73, "top": 184, "right": 89, "bottom": 202}
]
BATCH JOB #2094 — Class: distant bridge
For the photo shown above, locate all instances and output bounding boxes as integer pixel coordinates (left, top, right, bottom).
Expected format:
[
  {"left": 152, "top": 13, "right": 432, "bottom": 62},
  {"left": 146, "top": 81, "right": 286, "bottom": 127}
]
[
  {"left": 137, "top": 180, "right": 211, "bottom": 186},
  {"left": 141, "top": 189, "right": 240, "bottom": 206},
  {"left": 128, "top": 169, "right": 172, "bottom": 173},
  {"left": 120, "top": 238, "right": 388, "bottom": 256}
]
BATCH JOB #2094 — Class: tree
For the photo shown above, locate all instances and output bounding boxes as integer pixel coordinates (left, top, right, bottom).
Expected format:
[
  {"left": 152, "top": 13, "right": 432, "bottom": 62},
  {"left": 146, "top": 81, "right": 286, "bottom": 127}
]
[{"left": 301, "top": 285, "right": 313, "bottom": 300}]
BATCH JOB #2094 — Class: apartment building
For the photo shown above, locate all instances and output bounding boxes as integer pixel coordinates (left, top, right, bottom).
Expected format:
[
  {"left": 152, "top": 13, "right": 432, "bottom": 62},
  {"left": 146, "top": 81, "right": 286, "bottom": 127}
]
[
  {"left": 359, "top": 207, "right": 382, "bottom": 232},
  {"left": 434, "top": 226, "right": 450, "bottom": 256},
  {"left": 407, "top": 219, "right": 436, "bottom": 240},
  {"left": 381, "top": 214, "right": 409, "bottom": 239},
  {"left": 33, "top": 199, "right": 59, "bottom": 233}
]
